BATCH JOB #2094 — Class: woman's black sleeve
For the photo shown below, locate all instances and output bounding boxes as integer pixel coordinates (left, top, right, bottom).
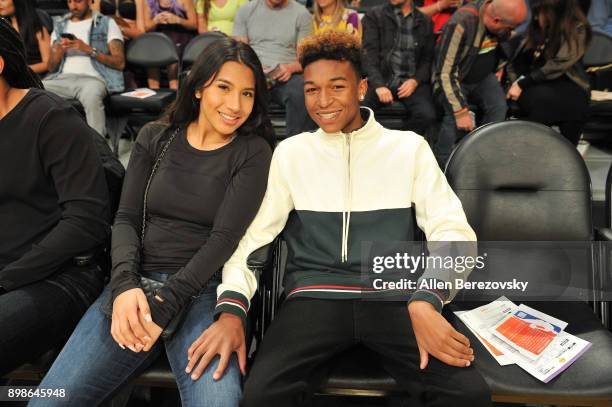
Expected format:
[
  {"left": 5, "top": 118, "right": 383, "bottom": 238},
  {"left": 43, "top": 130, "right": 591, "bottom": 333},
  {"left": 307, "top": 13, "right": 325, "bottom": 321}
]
[{"left": 109, "top": 124, "right": 161, "bottom": 302}]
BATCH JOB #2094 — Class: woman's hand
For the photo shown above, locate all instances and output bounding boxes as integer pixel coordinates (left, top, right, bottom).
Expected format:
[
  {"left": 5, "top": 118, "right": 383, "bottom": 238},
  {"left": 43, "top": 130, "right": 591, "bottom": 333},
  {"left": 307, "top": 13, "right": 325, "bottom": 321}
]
[
  {"left": 111, "top": 288, "right": 153, "bottom": 352},
  {"left": 185, "top": 313, "right": 247, "bottom": 381},
  {"left": 507, "top": 82, "right": 523, "bottom": 101}
]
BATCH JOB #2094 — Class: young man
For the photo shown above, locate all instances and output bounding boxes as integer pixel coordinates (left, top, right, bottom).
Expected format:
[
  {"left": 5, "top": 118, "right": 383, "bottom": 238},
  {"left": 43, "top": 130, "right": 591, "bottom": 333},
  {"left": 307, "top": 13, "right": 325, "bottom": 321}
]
[
  {"left": 362, "top": 0, "right": 437, "bottom": 136},
  {"left": 43, "top": 0, "right": 125, "bottom": 136},
  {"left": 432, "top": 0, "right": 527, "bottom": 166},
  {"left": 232, "top": 0, "right": 316, "bottom": 137},
  {"left": 205, "top": 31, "right": 491, "bottom": 406}
]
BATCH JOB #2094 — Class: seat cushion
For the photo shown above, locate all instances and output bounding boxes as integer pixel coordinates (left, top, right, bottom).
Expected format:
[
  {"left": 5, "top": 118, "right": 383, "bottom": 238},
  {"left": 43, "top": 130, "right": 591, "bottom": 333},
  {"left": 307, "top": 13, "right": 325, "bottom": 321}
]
[
  {"left": 319, "top": 345, "right": 399, "bottom": 395},
  {"left": 109, "top": 89, "right": 176, "bottom": 113},
  {"left": 590, "top": 100, "right": 612, "bottom": 117},
  {"left": 447, "top": 301, "right": 612, "bottom": 405}
]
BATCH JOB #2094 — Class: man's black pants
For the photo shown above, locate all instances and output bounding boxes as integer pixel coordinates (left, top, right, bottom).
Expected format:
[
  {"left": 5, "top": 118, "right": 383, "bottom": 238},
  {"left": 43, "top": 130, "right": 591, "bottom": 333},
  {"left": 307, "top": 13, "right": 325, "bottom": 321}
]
[
  {"left": 242, "top": 298, "right": 492, "bottom": 407},
  {"left": 362, "top": 83, "right": 437, "bottom": 137}
]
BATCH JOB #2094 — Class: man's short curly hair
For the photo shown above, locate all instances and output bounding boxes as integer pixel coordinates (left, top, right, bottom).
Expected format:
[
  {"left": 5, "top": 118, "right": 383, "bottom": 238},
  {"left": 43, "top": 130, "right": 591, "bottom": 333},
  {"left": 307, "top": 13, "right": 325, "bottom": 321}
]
[{"left": 298, "top": 31, "right": 364, "bottom": 79}]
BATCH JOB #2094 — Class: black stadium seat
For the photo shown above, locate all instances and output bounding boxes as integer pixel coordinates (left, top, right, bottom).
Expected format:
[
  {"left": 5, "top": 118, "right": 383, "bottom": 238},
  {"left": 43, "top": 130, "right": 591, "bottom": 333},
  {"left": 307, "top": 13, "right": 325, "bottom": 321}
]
[
  {"left": 107, "top": 33, "right": 179, "bottom": 154},
  {"left": 445, "top": 120, "right": 612, "bottom": 406}
]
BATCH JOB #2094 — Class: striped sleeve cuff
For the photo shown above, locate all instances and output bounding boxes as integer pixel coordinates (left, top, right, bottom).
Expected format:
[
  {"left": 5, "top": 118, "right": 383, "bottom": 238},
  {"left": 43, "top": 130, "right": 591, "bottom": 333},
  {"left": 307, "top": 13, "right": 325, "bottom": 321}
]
[
  {"left": 214, "top": 290, "right": 250, "bottom": 328},
  {"left": 409, "top": 287, "right": 446, "bottom": 313}
]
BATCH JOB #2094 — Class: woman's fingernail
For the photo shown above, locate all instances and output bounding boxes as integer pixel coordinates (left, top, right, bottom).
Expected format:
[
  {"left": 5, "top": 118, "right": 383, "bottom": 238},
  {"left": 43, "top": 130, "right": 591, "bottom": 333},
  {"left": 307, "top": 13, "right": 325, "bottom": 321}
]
[
  {"left": 128, "top": 345, "right": 136, "bottom": 352},
  {"left": 191, "top": 374, "right": 198, "bottom": 380},
  {"left": 144, "top": 336, "right": 151, "bottom": 341},
  {"left": 466, "top": 361, "right": 471, "bottom": 367},
  {"left": 119, "top": 344, "right": 126, "bottom": 350},
  {"left": 185, "top": 367, "right": 191, "bottom": 374},
  {"left": 145, "top": 314, "right": 152, "bottom": 322}
]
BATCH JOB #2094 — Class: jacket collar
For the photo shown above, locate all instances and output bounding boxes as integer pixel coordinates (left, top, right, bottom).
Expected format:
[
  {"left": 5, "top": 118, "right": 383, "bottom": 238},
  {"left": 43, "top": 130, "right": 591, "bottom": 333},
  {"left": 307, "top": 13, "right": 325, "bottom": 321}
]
[{"left": 316, "top": 107, "right": 382, "bottom": 141}]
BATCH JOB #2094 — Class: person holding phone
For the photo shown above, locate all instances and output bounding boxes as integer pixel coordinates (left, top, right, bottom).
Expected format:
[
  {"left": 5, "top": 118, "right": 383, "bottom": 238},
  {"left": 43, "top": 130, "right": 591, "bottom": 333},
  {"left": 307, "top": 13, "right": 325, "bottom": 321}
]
[{"left": 43, "top": 0, "right": 125, "bottom": 137}]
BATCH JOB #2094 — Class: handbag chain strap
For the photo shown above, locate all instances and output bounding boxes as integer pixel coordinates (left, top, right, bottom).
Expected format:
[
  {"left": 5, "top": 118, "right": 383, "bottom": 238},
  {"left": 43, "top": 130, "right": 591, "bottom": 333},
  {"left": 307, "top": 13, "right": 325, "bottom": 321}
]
[{"left": 140, "top": 128, "right": 180, "bottom": 248}]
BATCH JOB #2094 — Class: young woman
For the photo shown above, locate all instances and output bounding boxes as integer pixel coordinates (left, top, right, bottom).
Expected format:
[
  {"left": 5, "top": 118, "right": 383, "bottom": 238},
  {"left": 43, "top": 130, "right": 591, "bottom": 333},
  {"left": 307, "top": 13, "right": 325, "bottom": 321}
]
[
  {"left": 29, "top": 36, "right": 274, "bottom": 407},
  {"left": 0, "top": 0, "right": 50, "bottom": 74},
  {"left": 312, "top": 0, "right": 361, "bottom": 39},
  {"left": 0, "top": 18, "right": 109, "bottom": 376},
  {"left": 144, "top": 0, "right": 198, "bottom": 89},
  {"left": 506, "top": 0, "right": 592, "bottom": 145},
  {"left": 196, "top": 0, "right": 246, "bottom": 35},
  {"left": 94, "top": 0, "right": 146, "bottom": 39}
]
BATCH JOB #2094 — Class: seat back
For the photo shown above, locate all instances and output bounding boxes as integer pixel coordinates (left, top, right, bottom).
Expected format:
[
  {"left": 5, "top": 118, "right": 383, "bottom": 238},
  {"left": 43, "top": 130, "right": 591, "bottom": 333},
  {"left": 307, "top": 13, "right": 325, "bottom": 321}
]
[
  {"left": 583, "top": 31, "right": 612, "bottom": 68},
  {"left": 126, "top": 32, "right": 179, "bottom": 68},
  {"left": 445, "top": 120, "right": 593, "bottom": 241},
  {"left": 181, "top": 32, "right": 226, "bottom": 69}
]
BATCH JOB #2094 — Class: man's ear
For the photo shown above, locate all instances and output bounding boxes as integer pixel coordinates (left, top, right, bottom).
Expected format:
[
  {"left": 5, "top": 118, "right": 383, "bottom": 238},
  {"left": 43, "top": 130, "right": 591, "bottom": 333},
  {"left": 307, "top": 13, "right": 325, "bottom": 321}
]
[{"left": 358, "top": 78, "right": 368, "bottom": 100}]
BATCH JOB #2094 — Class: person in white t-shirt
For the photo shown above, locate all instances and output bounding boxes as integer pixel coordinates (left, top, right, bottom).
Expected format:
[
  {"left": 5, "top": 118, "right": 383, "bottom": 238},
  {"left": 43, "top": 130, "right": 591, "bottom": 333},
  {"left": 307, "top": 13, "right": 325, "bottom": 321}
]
[{"left": 43, "top": 0, "right": 125, "bottom": 136}]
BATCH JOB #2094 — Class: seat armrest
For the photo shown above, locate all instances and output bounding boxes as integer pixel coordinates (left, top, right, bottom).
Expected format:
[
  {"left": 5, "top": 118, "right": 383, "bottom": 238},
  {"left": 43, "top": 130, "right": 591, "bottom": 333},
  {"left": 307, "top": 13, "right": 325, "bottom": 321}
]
[
  {"left": 247, "top": 243, "right": 273, "bottom": 272},
  {"left": 596, "top": 227, "right": 612, "bottom": 241}
]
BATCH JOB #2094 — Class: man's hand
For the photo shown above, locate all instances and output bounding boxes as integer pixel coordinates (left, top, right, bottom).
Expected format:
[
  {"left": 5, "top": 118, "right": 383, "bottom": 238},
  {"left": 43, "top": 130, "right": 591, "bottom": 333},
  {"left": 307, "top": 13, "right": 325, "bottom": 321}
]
[
  {"left": 111, "top": 288, "right": 153, "bottom": 352},
  {"left": 61, "top": 38, "right": 92, "bottom": 54},
  {"left": 408, "top": 301, "right": 474, "bottom": 369},
  {"left": 376, "top": 86, "right": 393, "bottom": 104},
  {"left": 455, "top": 110, "right": 475, "bottom": 131},
  {"left": 271, "top": 64, "right": 293, "bottom": 82},
  {"left": 506, "top": 83, "right": 522, "bottom": 101},
  {"left": 186, "top": 313, "right": 247, "bottom": 381},
  {"left": 397, "top": 79, "right": 418, "bottom": 99}
]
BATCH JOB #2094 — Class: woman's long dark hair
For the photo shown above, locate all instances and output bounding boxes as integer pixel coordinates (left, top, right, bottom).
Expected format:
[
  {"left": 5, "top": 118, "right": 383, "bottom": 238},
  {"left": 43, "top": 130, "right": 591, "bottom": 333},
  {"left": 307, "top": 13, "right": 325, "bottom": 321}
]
[
  {"left": 527, "top": 0, "right": 592, "bottom": 60},
  {"left": 12, "top": 0, "right": 44, "bottom": 54},
  {"left": 163, "top": 36, "right": 275, "bottom": 149},
  {"left": 0, "top": 17, "right": 43, "bottom": 89}
]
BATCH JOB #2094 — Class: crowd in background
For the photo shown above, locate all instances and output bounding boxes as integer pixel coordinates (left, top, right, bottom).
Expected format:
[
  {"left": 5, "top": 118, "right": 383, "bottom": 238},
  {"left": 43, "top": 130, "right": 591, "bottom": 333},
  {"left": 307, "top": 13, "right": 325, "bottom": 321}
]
[{"left": 0, "top": 0, "right": 601, "bottom": 164}]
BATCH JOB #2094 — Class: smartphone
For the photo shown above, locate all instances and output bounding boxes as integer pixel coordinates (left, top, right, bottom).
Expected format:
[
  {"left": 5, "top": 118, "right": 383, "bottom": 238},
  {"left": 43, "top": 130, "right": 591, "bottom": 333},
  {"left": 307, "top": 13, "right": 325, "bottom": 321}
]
[{"left": 60, "top": 33, "right": 76, "bottom": 40}]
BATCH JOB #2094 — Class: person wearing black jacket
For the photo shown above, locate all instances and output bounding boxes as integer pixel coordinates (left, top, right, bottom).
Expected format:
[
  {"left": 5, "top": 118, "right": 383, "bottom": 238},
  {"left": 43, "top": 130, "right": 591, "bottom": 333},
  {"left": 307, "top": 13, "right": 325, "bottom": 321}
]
[
  {"left": 361, "top": 0, "right": 436, "bottom": 136},
  {"left": 0, "top": 18, "right": 110, "bottom": 375}
]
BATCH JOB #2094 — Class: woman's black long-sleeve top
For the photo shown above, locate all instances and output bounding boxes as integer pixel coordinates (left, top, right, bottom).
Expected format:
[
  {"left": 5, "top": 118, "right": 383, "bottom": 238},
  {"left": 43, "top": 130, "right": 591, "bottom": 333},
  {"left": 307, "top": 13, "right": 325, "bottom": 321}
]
[{"left": 110, "top": 123, "right": 272, "bottom": 328}]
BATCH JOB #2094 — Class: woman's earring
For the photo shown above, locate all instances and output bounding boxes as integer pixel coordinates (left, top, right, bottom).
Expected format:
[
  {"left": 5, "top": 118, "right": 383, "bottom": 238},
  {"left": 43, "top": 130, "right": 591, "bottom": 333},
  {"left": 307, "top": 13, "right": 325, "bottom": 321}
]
[
  {"left": 359, "top": 94, "right": 364, "bottom": 102},
  {"left": 195, "top": 93, "right": 201, "bottom": 99}
]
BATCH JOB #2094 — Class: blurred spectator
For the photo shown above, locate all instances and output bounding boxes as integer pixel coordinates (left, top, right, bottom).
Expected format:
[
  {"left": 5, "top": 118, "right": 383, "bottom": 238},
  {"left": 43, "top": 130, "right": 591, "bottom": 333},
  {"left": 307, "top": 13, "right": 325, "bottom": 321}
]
[
  {"left": 588, "top": 0, "right": 612, "bottom": 35},
  {"left": 313, "top": 0, "right": 361, "bottom": 39},
  {"left": 0, "top": 0, "right": 50, "bottom": 74},
  {"left": 417, "top": 0, "right": 463, "bottom": 34},
  {"left": 94, "top": 0, "right": 146, "bottom": 39},
  {"left": 233, "top": 0, "right": 316, "bottom": 136},
  {"left": 433, "top": 0, "right": 527, "bottom": 166},
  {"left": 362, "top": 0, "right": 436, "bottom": 136},
  {"left": 144, "top": 0, "right": 197, "bottom": 89},
  {"left": 0, "top": 18, "right": 109, "bottom": 376},
  {"left": 44, "top": 0, "right": 125, "bottom": 137},
  {"left": 196, "top": 0, "right": 246, "bottom": 34},
  {"left": 506, "top": 0, "right": 592, "bottom": 145}
]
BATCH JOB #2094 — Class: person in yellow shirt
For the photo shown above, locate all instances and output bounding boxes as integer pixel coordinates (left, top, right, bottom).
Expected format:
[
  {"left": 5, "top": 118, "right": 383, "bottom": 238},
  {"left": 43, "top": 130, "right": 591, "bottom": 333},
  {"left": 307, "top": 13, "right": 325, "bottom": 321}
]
[
  {"left": 312, "top": 0, "right": 361, "bottom": 39},
  {"left": 196, "top": 0, "right": 247, "bottom": 34}
]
